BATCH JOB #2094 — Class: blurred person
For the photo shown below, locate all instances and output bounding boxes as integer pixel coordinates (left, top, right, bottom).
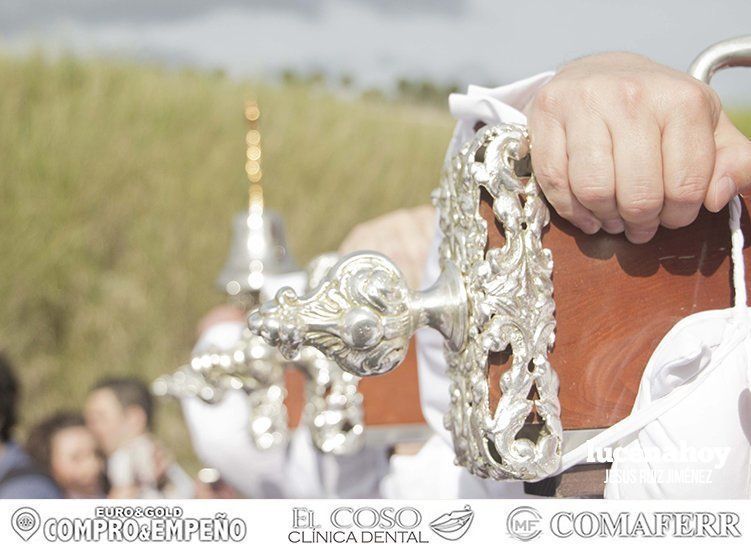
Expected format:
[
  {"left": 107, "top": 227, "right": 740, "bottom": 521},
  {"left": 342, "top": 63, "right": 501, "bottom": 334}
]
[
  {"left": 338, "top": 205, "right": 435, "bottom": 289},
  {"left": 0, "top": 352, "right": 62, "bottom": 498},
  {"left": 85, "top": 377, "right": 193, "bottom": 498},
  {"left": 25, "top": 412, "right": 107, "bottom": 498}
]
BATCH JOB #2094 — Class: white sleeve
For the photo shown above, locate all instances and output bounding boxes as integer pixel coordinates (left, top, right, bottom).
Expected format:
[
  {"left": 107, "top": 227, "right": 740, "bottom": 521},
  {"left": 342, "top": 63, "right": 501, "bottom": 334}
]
[
  {"left": 417, "top": 71, "right": 555, "bottom": 448},
  {"left": 180, "top": 391, "right": 287, "bottom": 498},
  {"left": 191, "top": 321, "right": 246, "bottom": 355},
  {"left": 445, "top": 71, "right": 555, "bottom": 157},
  {"left": 182, "top": 321, "right": 288, "bottom": 498}
]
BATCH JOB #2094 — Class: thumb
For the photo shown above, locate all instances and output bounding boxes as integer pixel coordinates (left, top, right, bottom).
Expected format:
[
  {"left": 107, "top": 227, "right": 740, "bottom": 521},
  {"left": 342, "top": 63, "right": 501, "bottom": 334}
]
[{"left": 705, "top": 112, "right": 751, "bottom": 212}]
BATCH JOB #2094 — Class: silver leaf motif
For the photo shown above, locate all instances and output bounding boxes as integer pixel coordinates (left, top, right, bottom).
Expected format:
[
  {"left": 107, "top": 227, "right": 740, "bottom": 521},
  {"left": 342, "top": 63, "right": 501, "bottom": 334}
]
[
  {"left": 249, "top": 253, "right": 417, "bottom": 377},
  {"left": 438, "top": 123, "right": 561, "bottom": 480},
  {"left": 247, "top": 122, "right": 561, "bottom": 479}
]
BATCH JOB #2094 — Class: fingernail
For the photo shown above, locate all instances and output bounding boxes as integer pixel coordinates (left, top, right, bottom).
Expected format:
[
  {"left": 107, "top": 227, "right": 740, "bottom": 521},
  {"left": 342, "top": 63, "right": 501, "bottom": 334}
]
[
  {"left": 625, "top": 227, "right": 657, "bottom": 244},
  {"left": 602, "top": 219, "right": 625, "bottom": 234},
  {"left": 581, "top": 219, "right": 601, "bottom": 235}
]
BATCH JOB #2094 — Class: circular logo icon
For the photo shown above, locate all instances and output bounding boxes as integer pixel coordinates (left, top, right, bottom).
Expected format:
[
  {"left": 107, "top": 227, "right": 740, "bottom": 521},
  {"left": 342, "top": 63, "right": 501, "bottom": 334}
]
[
  {"left": 507, "top": 506, "right": 542, "bottom": 541},
  {"left": 11, "top": 507, "right": 41, "bottom": 541}
]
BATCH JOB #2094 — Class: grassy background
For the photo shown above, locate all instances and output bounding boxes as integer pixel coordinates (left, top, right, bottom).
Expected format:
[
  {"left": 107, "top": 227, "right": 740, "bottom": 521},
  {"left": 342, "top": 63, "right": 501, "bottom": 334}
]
[
  {"left": 1, "top": 54, "right": 749, "bottom": 474},
  {"left": 0, "top": 54, "right": 454, "bottom": 471}
]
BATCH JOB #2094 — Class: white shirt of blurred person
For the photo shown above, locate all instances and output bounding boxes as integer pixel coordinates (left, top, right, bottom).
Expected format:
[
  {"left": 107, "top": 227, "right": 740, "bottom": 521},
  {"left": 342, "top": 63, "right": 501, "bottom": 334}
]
[
  {"left": 85, "top": 377, "right": 194, "bottom": 499},
  {"left": 26, "top": 412, "right": 106, "bottom": 498},
  {"left": 181, "top": 283, "right": 389, "bottom": 499}
]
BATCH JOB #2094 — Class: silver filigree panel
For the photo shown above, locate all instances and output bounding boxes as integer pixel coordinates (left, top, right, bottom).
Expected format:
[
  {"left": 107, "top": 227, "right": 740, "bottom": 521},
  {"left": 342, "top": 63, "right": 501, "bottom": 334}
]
[{"left": 437, "top": 124, "right": 560, "bottom": 480}]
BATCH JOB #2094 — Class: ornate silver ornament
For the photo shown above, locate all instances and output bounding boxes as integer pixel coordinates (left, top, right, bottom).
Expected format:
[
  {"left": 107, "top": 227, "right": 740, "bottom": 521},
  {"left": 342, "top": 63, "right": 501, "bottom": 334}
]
[
  {"left": 216, "top": 208, "right": 298, "bottom": 304},
  {"left": 152, "top": 365, "right": 223, "bottom": 404},
  {"left": 158, "top": 253, "right": 365, "bottom": 455},
  {"left": 189, "top": 329, "right": 290, "bottom": 451},
  {"left": 249, "top": 123, "right": 562, "bottom": 480},
  {"left": 296, "top": 346, "right": 364, "bottom": 454},
  {"left": 292, "top": 253, "right": 365, "bottom": 455}
]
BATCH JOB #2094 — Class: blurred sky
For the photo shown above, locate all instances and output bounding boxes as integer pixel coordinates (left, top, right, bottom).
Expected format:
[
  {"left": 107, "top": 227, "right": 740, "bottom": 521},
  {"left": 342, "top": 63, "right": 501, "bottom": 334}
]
[{"left": 1, "top": 0, "right": 750, "bottom": 103}]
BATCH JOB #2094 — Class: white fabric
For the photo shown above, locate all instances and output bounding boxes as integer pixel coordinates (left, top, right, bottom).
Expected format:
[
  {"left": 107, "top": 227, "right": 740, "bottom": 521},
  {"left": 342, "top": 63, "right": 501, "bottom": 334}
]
[
  {"left": 108, "top": 434, "right": 194, "bottom": 499},
  {"left": 599, "top": 197, "right": 751, "bottom": 498},
  {"left": 261, "top": 271, "right": 308, "bottom": 302},
  {"left": 382, "top": 72, "right": 554, "bottom": 499},
  {"left": 181, "top": 321, "right": 288, "bottom": 498},
  {"left": 386, "top": 69, "right": 751, "bottom": 499}
]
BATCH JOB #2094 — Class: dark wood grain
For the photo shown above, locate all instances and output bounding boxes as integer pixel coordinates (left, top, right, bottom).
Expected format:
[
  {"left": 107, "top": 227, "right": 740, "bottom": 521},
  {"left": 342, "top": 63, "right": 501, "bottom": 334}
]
[
  {"left": 284, "top": 339, "right": 425, "bottom": 427},
  {"left": 482, "top": 191, "right": 751, "bottom": 429}
]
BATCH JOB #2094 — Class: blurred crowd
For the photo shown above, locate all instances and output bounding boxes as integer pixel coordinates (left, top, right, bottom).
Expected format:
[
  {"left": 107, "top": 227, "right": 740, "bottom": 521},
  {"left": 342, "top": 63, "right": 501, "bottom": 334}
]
[{"left": 0, "top": 352, "right": 213, "bottom": 499}]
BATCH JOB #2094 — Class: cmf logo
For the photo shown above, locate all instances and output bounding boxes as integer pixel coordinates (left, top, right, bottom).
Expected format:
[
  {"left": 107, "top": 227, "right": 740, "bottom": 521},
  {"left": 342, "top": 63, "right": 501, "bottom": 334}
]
[{"left": 507, "top": 506, "right": 542, "bottom": 541}]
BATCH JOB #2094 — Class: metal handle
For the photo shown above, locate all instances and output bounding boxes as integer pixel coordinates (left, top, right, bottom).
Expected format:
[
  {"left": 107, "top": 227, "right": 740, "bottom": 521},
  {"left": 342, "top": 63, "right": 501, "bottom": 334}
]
[
  {"left": 248, "top": 252, "right": 467, "bottom": 376},
  {"left": 689, "top": 35, "right": 751, "bottom": 84}
]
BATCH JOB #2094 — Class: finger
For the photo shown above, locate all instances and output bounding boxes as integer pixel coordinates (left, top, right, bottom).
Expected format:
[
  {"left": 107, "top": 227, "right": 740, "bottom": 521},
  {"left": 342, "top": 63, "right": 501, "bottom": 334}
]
[
  {"left": 705, "top": 112, "right": 751, "bottom": 212},
  {"left": 659, "top": 104, "right": 715, "bottom": 228},
  {"left": 612, "top": 117, "right": 664, "bottom": 244},
  {"left": 528, "top": 107, "right": 601, "bottom": 234},
  {"left": 566, "top": 114, "right": 622, "bottom": 233}
]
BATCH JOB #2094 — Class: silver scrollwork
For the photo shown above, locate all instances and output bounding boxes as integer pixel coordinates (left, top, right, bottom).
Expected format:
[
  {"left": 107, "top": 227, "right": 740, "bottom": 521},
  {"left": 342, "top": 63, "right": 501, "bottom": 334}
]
[
  {"left": 297, "top": 346, "right": 364, "bottom": 454},
  {"left": 248, "top": 253, "right": 467, "bottom": 377},
  {"left": 438, "top": 124, "right": 560, "bottom": 480},
  {"left": 191, "top": 329, "right": 290, "bottom": 451},
  {"left": 295, "top": 253, "right": 365, "bottom": 454},
  {"left": 248, "top": 122, "right": 562, "bottom": 480}
]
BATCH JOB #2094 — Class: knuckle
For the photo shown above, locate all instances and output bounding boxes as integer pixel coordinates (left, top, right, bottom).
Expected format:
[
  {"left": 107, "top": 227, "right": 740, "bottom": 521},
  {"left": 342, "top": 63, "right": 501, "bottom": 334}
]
[
  {"left": 665, "top": 175, "right": 708, "bottom": 206},
  {"left": 619, "top": 193, "right": 663, "bottom": 221},
  {"left": 532, "top": 83, "right": 564, "bottom": 114},
  {"left": 574, "top": 180, "right": 614, "bottom": 207},
  {"left": 616, "top": 77, "right": 645, "bottom": 114},
  {"left": 673, "top": 81, "right": 713, "bottom": 112},
  {"left": 576, "top": 80, "right": 603, "bottom": 111},
  {"left": 533, "top": 163, "right": 568, "bottom": 192}
]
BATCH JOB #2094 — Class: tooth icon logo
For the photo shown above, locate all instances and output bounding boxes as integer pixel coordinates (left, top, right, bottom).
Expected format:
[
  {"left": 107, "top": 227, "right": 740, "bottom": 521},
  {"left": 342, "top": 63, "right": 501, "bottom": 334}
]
[
  {"left": 11, "top": 507, "right": 41, "bottom": 541},
  {"left": 429, "top": 505, "right": 474, "bottom": 541}
]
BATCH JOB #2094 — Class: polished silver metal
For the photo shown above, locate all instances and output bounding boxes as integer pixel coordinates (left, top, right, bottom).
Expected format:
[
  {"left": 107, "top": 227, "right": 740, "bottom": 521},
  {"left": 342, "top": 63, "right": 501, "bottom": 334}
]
[
  {"left": 438, "top": 124, "right": 560, "bottom": 481},
  {"left": 689, "top": 35, "right": 751, "bottom": 84},
  {"left": 191, "top": 328, "right": 290, "bottom": 451},
  {"left": 162, "top": 252, "right": 365, "bottom": 454},
  {"left": 216, "top": 208, "right": 299, "bottom": 303},
  {"left": 249, "top": 253, "right": 466, "bottom": 377},
  {"left": 297, "top": 346, "right": 364, "bottom": 454},
  {"left": 293, "top": 253, "right": 365, "bottom": 454},
  {"left": 249, "top": 123, "right": 560, "bottom": 480},
  {"left": 152, "top": 365, "right": 223, "bottom": 404},
  {"left": 156, "top": 331, "right": 291, "bottom": 452}
]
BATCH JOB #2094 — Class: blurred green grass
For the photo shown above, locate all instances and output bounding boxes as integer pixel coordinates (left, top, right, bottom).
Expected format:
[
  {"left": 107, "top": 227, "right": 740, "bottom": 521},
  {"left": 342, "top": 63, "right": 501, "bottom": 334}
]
[{"left": 0, "top": 54, "right": 454, "bottom": 471}]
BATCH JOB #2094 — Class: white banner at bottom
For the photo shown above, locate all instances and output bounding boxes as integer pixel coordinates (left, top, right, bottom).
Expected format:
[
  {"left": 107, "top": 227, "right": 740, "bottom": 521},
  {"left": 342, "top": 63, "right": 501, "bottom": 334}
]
[{"left": 0, "top": 499, "right": 746, "bottom": 544}]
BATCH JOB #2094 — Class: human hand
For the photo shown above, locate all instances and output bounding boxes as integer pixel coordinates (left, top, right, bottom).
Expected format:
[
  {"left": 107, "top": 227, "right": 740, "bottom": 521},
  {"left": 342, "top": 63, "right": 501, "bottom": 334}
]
[{"left": 525, "top": 52, "right": 751, "bottom": 243}]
